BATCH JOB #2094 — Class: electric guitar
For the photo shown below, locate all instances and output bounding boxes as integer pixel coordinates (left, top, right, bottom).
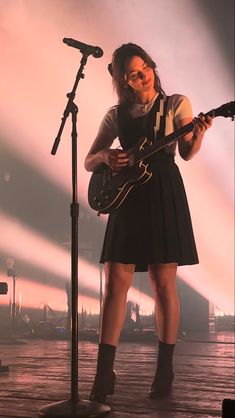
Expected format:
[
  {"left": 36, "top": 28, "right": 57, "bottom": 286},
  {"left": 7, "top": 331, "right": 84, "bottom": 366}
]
[{"left": 88, "top": 101, "right": 235, "bottom": 214}]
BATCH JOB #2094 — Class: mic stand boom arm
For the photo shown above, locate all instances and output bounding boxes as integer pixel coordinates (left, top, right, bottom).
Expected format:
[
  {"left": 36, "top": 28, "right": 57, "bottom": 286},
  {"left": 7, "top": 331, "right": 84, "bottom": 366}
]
[{"left": 51, "top": 53, "right": 88, "bottom": 156}]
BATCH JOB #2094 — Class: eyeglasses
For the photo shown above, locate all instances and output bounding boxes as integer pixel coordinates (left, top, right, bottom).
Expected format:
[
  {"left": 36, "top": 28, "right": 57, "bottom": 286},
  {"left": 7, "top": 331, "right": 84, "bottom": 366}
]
[{"left": 127, "top": 65, "right": 152, "bottom": 82}]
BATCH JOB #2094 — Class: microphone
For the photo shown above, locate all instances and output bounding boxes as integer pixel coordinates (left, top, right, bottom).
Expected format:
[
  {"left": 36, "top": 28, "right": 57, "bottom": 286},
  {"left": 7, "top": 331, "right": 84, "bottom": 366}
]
[{"left": 63, "top": 38, "right": 103, "bottom": 58}]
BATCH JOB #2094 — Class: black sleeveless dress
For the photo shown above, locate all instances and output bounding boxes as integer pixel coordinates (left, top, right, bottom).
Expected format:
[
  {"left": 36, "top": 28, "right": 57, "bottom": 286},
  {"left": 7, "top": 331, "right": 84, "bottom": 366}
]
[{"left": 100, "top": 95, "right": 199, "bottom": 272}]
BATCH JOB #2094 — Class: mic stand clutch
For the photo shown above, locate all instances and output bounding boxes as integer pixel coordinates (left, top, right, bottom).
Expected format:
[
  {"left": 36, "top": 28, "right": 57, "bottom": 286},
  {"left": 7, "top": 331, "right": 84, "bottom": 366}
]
[{"left": 38, "top": 49, "right": 110, "bottom": 417}]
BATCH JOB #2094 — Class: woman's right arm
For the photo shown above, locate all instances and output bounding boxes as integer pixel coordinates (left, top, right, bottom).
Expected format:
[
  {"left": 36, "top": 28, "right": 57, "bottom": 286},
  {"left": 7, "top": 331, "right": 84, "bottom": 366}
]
[
  {"left": 84, "top": 135, "right": 129, "bottom": 172},
  {"left": 84, "top": 108, "right": 129, "bottom": 172},
  {"left": 84, "top": 133, "right": 114, "bottom": 172}
]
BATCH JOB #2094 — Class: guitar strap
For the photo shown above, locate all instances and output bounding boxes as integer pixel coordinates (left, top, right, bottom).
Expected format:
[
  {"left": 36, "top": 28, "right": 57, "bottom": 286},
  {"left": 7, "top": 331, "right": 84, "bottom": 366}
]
[
  {"left": 154, "top": 95, "right": 177, "bottom": 154},
  {"left": 117, "top": 94, "right": 174, "bottom": 154},
  {"left": 154, "top": 94, "right": 169, "bottom": 141}
]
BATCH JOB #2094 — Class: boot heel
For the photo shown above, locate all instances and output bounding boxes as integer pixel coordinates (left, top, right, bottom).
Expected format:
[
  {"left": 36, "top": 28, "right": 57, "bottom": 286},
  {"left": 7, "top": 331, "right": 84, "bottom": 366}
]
[
  {"left": 89, "top": 369, "right": 116, "bottom": 403},
  {"left": 149, "top": 372, "right": 174, "bottom": 399}
]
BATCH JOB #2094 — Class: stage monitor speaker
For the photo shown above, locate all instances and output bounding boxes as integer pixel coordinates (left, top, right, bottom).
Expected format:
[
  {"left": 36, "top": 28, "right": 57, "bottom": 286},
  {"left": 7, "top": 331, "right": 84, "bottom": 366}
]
[{"left": 222, "top": 399, "right": 235, "bottom": 418}]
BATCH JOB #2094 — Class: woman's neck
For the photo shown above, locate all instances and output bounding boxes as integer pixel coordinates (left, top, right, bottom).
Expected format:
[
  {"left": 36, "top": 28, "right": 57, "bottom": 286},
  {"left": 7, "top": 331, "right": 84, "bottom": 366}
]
[{"left": 135, "top": 90, "right": 157, "bottom": 105}]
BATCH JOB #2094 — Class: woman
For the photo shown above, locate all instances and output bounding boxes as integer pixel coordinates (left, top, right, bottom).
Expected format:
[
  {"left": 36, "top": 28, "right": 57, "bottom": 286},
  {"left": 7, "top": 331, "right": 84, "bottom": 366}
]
[{"left": 84, "top": 43, "right": 212, "bottom": 403}]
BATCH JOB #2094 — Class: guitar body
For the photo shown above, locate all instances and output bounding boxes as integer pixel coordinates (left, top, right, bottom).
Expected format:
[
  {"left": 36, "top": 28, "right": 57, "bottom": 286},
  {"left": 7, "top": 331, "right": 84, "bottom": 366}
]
[{"left": 88, "top": 161, "right": 152, "bottom": 214}]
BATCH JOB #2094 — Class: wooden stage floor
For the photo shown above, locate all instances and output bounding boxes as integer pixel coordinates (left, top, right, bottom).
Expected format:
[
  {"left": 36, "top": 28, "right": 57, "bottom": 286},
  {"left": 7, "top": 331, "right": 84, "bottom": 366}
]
[{"left": 0, "top": 332, "right": 234, "bottom": 418}]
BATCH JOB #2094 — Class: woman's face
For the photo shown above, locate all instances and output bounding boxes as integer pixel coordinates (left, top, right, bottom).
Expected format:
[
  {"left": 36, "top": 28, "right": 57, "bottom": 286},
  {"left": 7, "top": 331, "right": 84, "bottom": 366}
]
[{"left": 125, "top": 55, "right": 155, "bottom": 95}]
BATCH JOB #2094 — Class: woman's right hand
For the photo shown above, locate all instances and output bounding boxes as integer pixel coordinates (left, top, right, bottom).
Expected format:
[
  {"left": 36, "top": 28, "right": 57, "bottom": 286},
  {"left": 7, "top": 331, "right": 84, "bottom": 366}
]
[{"left": 102, "top": 149, "right": 129, "bottom": 171}]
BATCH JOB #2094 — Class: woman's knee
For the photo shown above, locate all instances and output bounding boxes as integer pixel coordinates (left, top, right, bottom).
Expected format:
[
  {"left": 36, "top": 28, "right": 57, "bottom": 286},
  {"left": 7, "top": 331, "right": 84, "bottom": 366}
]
[
  {"left": 104, "top": 262, "right": 134, "bottom": 297},
  {"left": 155, "top": 281, "right": 178, "bottom": 302},
  {"left": 149, "top": 263, "right": 178, "bottom": 299}
]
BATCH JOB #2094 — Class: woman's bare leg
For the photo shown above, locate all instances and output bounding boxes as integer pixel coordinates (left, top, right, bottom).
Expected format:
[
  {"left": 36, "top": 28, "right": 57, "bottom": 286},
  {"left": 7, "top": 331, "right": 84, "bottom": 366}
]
[
  {"left": 148, "top": 262, "right": 179, "bottom": 398},
  {"left": 149, "top": 262, "right": 179, "bottom": 344},
  {"left": 89, "top": 262, "right": 135, "bottom": 402},
  {"left": 100, "top": 261, "right": 135, "bottom": 346}
]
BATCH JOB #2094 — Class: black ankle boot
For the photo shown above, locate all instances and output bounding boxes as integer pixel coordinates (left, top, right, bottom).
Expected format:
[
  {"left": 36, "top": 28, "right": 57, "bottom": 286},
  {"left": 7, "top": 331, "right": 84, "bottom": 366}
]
[
  {"left": 89, "top": 369, "right": 116, "bottom": 403},
  {"left": 149, "top": 340, "right": 175, "bottom": 399},
  {"left": 149, "top": 371, "right": 174, "bottom": 398},
  {"left": 89, "top": 343, "right": 116, "bottom": 403}
]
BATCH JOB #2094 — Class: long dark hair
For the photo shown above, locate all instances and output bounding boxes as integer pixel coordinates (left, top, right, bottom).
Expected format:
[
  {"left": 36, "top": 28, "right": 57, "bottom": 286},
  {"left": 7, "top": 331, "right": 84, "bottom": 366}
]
[{"left": 109, "top": 43, "right": 165, "bottom": 105}]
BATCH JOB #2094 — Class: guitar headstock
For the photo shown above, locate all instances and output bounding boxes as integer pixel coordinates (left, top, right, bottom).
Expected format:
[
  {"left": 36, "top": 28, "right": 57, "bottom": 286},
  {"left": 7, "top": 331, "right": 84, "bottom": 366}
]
[{"left": 212, "top": 101, "right": 235, "bottom": 120}]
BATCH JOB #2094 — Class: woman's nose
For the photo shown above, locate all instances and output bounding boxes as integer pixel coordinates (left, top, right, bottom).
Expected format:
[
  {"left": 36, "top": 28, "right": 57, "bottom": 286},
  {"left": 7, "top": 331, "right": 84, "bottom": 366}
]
[{"left": 138, "top": 71, "right": 145, "bottom": 79}]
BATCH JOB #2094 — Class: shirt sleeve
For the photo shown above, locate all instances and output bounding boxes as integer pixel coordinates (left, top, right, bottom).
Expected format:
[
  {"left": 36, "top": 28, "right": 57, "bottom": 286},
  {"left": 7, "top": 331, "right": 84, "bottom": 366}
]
[
  {"left": 97, "top": 106, "right": 119, "bottom": 141},
  {"left": 172, "top": 94, "right": 193, "bottom": 123}
]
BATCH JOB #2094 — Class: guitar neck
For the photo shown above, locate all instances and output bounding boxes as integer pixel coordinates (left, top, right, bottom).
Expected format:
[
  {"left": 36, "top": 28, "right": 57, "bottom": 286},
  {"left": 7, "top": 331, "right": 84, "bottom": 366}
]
[{"left": 132, "top": 108, "right": 215, "bottom": 165}]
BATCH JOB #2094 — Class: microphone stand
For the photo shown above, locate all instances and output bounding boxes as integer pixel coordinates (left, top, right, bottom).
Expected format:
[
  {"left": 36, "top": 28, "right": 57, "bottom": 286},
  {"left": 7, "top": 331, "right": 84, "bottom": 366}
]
[{"left": 39, "top": 50, "right": 110, "bottom": 417}]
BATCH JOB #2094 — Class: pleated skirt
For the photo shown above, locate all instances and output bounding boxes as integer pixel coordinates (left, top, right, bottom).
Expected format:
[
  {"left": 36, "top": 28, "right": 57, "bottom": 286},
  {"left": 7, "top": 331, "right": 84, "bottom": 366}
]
[{"left": 100, "top": 153, "right": 199, "bottom": 272}]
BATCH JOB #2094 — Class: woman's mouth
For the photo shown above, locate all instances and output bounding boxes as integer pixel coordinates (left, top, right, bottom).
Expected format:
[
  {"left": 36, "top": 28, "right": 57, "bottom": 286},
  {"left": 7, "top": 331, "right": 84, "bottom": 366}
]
[{"left": 142, "top": 78, "right": 151, "bottom": 86}]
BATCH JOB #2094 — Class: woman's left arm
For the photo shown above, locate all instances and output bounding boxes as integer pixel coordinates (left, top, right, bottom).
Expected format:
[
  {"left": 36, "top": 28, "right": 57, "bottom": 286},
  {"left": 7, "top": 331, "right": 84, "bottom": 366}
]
[{"left": 178, "top": 113, "right": 213, "bottom": 160}]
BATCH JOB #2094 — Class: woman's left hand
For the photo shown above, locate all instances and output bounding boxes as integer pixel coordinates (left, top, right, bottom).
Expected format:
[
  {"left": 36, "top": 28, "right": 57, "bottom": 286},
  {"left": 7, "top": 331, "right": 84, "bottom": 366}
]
[{"left": 193, "top": 113, "right": 213, "bottom": 138}]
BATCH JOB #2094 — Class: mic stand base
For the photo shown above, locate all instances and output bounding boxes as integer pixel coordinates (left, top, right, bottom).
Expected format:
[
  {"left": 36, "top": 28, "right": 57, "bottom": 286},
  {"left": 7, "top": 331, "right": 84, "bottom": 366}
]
[{"left": 38, "top": 399, "right": 110, "bottom": 417}]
